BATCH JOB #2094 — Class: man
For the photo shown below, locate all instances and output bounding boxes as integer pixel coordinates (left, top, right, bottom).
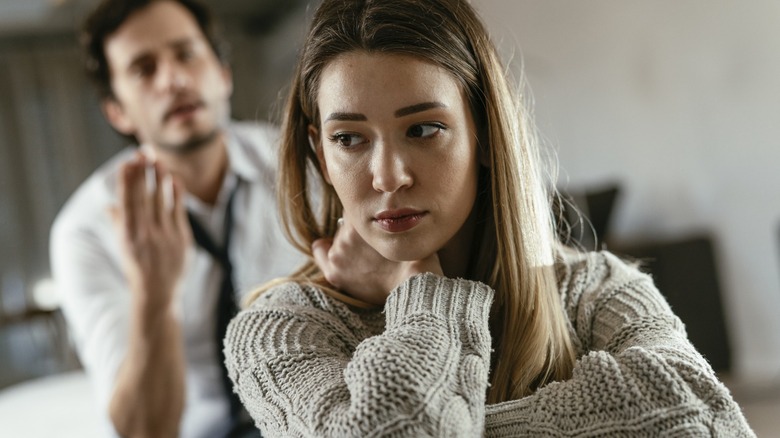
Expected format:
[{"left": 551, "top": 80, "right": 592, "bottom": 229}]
[{"left": 49, "top": 1, "right": 303, "bottom": 436}]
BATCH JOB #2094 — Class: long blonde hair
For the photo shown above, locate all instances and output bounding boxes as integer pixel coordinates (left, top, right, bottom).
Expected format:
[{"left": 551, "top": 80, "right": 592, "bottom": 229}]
[{"left": 257, "top": 0, "right": 575, "bottom": 403}]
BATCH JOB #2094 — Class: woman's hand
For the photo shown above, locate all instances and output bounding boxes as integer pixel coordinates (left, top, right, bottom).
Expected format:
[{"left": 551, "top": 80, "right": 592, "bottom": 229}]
[{"left": 312, "top": 218, "right": 442, "bottom": 306}]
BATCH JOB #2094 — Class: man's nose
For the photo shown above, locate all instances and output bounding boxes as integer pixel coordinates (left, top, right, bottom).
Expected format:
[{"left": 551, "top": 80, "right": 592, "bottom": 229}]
[{"left": 155, "top": 60, "right": 190, "bottom": 92}]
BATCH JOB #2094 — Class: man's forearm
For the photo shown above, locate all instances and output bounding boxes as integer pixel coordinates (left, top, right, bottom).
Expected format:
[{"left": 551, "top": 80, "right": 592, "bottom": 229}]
[{"left": 109, "top": 299, "right": 185, "bottom": 438}]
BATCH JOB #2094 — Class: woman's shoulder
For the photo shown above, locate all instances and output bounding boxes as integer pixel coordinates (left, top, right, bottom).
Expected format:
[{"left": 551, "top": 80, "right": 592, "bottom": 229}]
[
  {"left": 233, "top": 280, "right": 385, "bottom": 339},
  {"left": 555, "top": 247, "right": 651, "bottom": 298},
  {"left": 554, "top": 247, "right": 680, "bottom": 352},
  {"left": 554, "top": 248, "right": 662, "bottom": 321},
  {"left": 247, "top": 280, "right": 332, "bottom": 309},
  {"left": 242, "top": 280, "right": 369, "bottom": 321}
]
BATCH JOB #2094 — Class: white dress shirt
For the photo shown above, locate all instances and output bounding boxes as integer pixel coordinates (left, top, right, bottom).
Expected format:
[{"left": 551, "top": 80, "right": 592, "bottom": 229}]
[{"left": 50, "top": 121, "right": 305, "bottom": 438}]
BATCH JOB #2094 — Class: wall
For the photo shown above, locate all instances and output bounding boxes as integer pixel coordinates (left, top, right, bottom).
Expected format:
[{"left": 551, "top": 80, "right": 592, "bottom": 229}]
[{"left": 473, "top": 0, "right": 780, "bottom": 380}]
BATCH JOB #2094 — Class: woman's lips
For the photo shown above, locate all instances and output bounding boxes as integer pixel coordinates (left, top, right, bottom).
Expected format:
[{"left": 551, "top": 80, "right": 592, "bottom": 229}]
[{"left": 373, "top": 209, "right": 427, "bottom": 233}]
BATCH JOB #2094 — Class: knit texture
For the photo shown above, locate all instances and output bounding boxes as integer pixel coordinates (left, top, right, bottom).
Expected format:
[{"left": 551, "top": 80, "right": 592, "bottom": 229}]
[{"left": 224, "top": 251, "right": 755, "bottom": 437}]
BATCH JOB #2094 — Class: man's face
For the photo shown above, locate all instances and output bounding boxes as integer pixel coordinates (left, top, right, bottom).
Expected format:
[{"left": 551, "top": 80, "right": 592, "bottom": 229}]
[{"left": 103, "top": 0, "right": 232, "bottom": 153}]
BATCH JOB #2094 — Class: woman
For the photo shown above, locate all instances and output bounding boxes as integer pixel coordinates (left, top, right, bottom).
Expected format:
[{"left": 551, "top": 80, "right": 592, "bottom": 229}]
[{"left": 225, "top": 0, "right": 754, "bottom": 435}]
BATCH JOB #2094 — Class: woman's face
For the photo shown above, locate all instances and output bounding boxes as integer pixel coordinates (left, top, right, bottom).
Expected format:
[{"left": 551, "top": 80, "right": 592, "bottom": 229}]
[{"left": 313, "top": 51, "right": 480, "bottom": 262}]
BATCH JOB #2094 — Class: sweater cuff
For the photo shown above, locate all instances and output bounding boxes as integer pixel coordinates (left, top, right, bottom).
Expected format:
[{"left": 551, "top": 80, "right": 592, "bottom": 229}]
[{"left": 384, "top": 273, "right": 494, "bottom": 355}]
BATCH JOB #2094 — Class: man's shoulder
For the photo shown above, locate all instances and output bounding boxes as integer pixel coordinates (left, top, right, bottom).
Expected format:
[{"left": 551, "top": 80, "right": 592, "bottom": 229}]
[
  {"left": 226, "top": 120, "right": 281, "bottom": 182},
  {"left": 229, "top": 119, "right": 278, "bottom": 138},
  {"left": 228, "top": 120, "right": 279, "bottom": 156}
]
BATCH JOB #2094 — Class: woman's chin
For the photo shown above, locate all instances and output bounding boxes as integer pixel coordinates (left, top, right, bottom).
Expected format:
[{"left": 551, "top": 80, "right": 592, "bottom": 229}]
[{"left": 375, "top": 243, "right": 437, "bottom": 264}]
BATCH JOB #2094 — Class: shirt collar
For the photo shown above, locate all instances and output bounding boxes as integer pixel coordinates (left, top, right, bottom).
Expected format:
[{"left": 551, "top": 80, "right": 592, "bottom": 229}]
[
  {"left": 224, "top": 126, "right": 262, "bottom": 183},
  {"left": 137, "top": 124, "right": 261, "bottom": 184},
  {"left": 137, "top": 124, "right": 253, "bottom": 215}
]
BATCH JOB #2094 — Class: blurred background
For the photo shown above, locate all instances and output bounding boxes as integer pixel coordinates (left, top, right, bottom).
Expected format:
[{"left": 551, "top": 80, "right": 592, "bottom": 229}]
[{"left": 1, "top": 0, "right": 779, "bottom": 435}]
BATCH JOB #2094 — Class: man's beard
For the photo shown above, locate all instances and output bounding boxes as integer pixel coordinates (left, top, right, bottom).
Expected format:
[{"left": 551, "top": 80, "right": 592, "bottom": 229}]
[{"left": 157, "top": 127, "right": 220, "bottom": 155}]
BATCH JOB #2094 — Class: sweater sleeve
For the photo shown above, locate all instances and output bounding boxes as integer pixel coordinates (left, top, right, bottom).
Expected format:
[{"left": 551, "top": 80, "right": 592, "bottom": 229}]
[
  {"left": 224, "top": 273, "right": 494, "bottom": 437},
  {"left": 485, "top": 252, "right": 754, "bottom": 437}
]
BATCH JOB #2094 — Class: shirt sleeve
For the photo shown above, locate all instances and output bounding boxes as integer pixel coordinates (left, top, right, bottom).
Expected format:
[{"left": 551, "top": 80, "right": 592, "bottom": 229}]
[
  {"left": 224, "top": 273, "right": 494, "bottom": 437},
  {"left": 484, "top": 252, "right": 755, "bottom": 437},
  {"left": 50, "top": 213, "right": 127, "bottom": 437}
]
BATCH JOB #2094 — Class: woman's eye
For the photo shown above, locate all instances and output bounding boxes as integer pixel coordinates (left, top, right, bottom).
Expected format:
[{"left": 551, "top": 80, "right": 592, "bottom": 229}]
[
  {"left": 328, "top": 133, "right": 366, "bottom": 148},
  {"left": 407, "top": 123, "right": 445, "bottom": 138}
]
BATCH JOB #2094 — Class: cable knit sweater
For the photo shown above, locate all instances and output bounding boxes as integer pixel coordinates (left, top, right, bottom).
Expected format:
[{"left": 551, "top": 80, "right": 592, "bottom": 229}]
[{"left": 224, "top": 251, "right": 754, "bottom": 437}]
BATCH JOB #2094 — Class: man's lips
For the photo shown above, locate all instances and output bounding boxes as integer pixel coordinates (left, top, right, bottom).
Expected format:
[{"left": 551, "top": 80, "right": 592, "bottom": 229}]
[
  {"left": 164, "top": 101, "right": 204, "bottom": 122},
  {"left": 373, "top": 209, "right": 427, "bottom": 233}
]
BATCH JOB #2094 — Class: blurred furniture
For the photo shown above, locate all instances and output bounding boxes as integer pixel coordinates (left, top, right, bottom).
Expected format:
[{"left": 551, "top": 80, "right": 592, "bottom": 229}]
[
  {"left": 0, "top": 277, "right": 81, "bottom": 388},
  {"left": 555, "top": 184, "right": 620, "bottom": 250},
  {"left": 0, "top": 369, "right": 100, "bottom": 437}
]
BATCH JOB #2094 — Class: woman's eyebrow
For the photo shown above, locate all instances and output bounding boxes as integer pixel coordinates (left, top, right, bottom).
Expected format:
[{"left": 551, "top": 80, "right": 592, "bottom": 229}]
[
  {"left": 395, "top": 102, "right": 447, "bottom": 117},
  {"left": 324, "top": 112, "right": 367, "bottom": 122},
  {"left": 323, "top": 102, "right": 447, "bottom": 122}
]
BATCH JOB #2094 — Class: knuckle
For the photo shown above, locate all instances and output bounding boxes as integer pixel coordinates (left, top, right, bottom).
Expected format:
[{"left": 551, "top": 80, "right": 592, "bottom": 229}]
[{"left": 322, "top": 270, "right": 335, "bottom": 283}]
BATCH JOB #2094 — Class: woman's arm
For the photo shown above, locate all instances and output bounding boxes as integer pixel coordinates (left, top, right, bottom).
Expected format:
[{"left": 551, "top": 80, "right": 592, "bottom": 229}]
[
  {"left": 485, "top": 252, "right": 754, "bottom": 437},
  {"left": 224, "top": 273, "right": 494, "bottom": 437}
]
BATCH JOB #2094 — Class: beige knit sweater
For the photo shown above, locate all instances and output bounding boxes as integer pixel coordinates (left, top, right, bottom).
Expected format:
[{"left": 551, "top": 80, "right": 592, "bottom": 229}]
[{"left": 224, "top": 251, "right": 754, "bottom": 437}]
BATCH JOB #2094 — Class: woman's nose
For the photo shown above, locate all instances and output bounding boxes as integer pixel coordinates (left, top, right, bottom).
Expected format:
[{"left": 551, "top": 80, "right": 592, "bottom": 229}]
[{"left": 371, "top": 143, "right": 413, "bottom": 193}]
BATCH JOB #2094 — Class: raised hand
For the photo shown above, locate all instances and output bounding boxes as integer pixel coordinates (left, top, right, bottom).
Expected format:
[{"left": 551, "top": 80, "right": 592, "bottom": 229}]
[
  {"left": 312, "top": 218, "right": 443, "bottom": 306},
  {"left": 110, "top": 153, "right": 192, "bottom": 314}
]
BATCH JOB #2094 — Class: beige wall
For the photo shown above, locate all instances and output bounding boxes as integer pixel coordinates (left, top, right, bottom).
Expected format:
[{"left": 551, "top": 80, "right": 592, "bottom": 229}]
[{"left": 474, "top": 0, "right": 780, "bottom": 379}]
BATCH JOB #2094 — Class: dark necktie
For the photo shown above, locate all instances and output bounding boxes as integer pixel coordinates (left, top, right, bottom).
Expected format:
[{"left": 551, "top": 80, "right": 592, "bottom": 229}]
[{"left": 187, "top": 182, "right": 259, "bottom": 437}]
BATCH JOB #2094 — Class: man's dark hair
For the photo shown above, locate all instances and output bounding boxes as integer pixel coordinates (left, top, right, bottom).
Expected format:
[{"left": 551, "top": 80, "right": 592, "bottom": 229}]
[{"left": 82, "top": 0, "right": 228, "bottom": 100}]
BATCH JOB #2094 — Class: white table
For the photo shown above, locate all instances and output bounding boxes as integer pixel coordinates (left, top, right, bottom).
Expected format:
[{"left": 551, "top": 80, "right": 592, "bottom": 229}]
[{"left": 0, "top": 370, "right": 101, "bottom": 437}]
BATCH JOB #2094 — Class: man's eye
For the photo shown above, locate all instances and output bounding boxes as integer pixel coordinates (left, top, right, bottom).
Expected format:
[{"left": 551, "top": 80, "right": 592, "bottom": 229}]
[
  {"left": 178, "top": 49, "right": 195, "bottom": 62},
  {"left": 407, "top": 123, "right": 445, "bottom": 138},
  {"left": 132, "top": 63, "right": 156, "bottom": 78},
  {"left": 328, "top": 133, "right": 366, "bottom": 148}
]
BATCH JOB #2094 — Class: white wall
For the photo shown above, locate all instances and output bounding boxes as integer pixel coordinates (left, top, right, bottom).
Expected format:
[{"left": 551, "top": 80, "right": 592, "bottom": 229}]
[{"left": 474, "top": 0, "right": 780, "bottom": 380}]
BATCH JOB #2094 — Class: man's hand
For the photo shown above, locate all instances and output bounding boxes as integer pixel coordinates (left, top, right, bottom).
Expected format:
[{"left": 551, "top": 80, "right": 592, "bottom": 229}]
[
  {"left": 312, "top": 218, "right": 443, "bottom": 306},
  {"left": 107, "top": 153, "right": 189, "bottom": 437},
  {"left": 110, "top": 154, "right": 191, "bottom": 314}
]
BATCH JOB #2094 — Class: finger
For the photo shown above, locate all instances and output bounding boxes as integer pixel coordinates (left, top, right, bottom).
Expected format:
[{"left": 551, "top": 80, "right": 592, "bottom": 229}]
[
  {"left": 158, "top": 160, "right": 174, "bottom": 213},
  {"left": 118, "top": 161, "right": 138, "bottom": 236},
  {"left": 334, "top": 220, "right": 362, "bottom": 248},
  {"left": 161, "top": 173, "right": 175, "bottom": 228},
  {"left": 171, "top": 175, "right": 191, "bottom": 241},
  {"left": 141, "top": 159, "right": 156, "bottom": 225},
  {"left": 107, "top": 205, "right": 121, "bottom": 230},
  {"left": 331, "top": 216, "right": 350, "bottom": 243},
  {"left": 126, "top": 155, "right": 149, "bottom": 231},
  {"left": 312, "top": 238, "right": 336, "bottom": 282},
  {"left": 134, "top": 156, "right": 157, "bottom": 236},
  {"left": 152, "top": 161, "right": 166, "bottom": 226}
]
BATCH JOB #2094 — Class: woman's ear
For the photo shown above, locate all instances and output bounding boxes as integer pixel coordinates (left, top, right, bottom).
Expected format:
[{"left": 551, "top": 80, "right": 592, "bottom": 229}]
[{"left": 309, "top": 125, "right": 332, "bottom": 185}]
